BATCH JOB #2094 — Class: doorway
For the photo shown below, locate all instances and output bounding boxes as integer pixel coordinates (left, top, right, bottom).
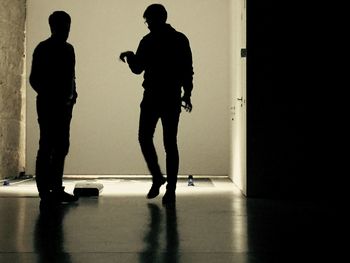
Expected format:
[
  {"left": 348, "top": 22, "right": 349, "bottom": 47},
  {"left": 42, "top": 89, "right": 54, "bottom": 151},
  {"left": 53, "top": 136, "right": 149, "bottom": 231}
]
[{"left": 229, "top": 0, "right": 246, "bottom": 195}]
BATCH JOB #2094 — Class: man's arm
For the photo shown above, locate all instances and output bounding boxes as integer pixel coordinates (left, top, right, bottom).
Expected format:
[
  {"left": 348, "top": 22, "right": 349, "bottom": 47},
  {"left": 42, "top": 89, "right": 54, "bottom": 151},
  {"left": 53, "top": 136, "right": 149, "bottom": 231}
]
[
  {"left": 70, "top": 46, "right": 78, "bottom": 104},
  {"left": 29, "top": 46, "right": 42, "bottom": 93},
  {"left": 181, "top": 37, "right": 194, "bottom": 112},
  {"left": 120, "top": 38, "right": 147, "bottom": 74}
]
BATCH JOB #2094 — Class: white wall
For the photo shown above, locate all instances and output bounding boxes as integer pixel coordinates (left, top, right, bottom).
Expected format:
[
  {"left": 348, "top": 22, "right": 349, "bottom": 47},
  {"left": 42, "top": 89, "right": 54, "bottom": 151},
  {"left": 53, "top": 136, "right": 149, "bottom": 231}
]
[
  {"left": 229, "top": 0, "right": 246, "bottom": 194},
  {"left": 26, "top": 0, "right": 232, "bottom": 176}
]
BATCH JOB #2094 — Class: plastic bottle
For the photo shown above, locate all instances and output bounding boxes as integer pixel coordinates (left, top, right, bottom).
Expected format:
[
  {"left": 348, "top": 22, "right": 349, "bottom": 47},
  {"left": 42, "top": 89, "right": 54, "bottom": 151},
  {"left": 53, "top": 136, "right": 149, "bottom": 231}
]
[{"left": 188, "top": 175, "right": 194, "bottom": 186}]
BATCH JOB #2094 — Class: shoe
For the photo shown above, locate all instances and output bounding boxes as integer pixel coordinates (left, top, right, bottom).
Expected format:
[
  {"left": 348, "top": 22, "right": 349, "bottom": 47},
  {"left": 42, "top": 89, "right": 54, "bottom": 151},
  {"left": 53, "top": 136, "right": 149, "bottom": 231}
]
[
  {"left": 147, "top": 177, "right": 166, "bottom": 199},
  {"left": 162, "top": 190, "right": 176, "bottom": 205},
  {"left": 59, "top": 191, "right": 79, "bottom": 203},
  {"left": 51, "top": 186, "right": 79, "bottom": 204}
]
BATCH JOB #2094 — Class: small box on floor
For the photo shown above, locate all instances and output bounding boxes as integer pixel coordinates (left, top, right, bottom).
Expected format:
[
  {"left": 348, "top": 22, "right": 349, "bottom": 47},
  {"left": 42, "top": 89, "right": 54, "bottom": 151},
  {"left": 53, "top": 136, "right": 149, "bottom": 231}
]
[{"left": 73, "top": 182, "right": 104, "bottom": 197}]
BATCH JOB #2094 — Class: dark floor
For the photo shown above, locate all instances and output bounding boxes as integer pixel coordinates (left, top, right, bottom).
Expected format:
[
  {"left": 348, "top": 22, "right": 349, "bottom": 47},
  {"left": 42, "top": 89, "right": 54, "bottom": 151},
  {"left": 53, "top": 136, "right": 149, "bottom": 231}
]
[{"left": 0, "top": 177, "right": 341, "bottom": 263}]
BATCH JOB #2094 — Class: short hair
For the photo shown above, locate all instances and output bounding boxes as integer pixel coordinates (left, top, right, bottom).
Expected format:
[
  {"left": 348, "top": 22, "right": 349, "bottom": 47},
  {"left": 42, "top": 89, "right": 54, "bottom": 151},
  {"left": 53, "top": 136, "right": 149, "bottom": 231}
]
[
  {"left": 143, "top": 4, "right": 167, "bottom": 23},
  {"left": 49, "top": 11, "right": 71, "bottom": 30}
]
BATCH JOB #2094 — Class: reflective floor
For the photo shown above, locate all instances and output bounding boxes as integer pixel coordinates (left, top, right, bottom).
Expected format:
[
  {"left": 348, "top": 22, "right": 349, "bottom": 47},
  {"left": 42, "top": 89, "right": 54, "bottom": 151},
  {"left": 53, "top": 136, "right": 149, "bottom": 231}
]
[{"left": 0, "top": 177, "right": 340, "bottom": 263}]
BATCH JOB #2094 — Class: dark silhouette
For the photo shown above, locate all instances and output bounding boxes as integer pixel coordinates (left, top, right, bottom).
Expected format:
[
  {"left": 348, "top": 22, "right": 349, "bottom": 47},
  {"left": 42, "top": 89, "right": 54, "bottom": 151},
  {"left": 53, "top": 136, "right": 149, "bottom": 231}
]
[
  {"left": 139, "top": 203, "right": 179, "bottom": 263},
  {"left": 139, "top": 204, "right": 162, "bottom": 262},
  {"left": 34, "top": 205, "right": 75, "bottom": 263},
  {"left": 29, "top": 11, "right": 78, "bottom": 204},
  {"left": 120, "top": 4, "right": 194, "bottom": 205},
  {"left": 164, "top": 204, "right": 180, "bottom": 263}
]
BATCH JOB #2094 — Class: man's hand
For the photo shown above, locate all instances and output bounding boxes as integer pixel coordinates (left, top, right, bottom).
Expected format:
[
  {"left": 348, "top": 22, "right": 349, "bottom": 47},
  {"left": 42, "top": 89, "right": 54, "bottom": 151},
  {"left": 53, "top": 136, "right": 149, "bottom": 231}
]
[
  {"left": 119, "top": 51, "right": 134, "bottom": 63},
  {"left": 181, "top": 96, "right": 193, "bottom": 112}
]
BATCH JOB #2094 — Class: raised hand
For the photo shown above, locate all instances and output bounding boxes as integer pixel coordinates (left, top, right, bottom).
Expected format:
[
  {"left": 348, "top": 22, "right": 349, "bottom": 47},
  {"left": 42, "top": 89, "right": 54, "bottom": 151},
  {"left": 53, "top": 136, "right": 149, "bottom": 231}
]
[{"left": 119, "top": 51, "right": 135, "bottom": 63}]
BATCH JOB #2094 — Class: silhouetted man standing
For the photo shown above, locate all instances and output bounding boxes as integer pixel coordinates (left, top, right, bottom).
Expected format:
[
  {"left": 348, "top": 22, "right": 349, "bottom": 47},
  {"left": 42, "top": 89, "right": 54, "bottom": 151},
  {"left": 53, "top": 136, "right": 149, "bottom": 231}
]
[
  {"left": 30, "top": 11, "right": 78, "bottom": 205},
  {"left": 120, "top": 4, "right": 194, "bottom": 205}
]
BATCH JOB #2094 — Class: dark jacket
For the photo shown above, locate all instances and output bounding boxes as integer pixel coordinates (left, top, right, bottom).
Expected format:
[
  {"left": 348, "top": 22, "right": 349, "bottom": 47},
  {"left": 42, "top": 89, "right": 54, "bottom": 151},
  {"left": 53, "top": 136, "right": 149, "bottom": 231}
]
[
  {"left": 30, "top": 37, "right": 77, "bottom": 103},
  {"left": 128, "top": 24, "right": 193, "bottom": 104}
]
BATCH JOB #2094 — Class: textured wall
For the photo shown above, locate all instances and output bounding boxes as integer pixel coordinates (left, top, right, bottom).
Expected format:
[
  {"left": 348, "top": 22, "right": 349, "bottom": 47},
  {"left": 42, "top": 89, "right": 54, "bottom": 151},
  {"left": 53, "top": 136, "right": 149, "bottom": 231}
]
[{"left": 0, "top": 0, "right": 26, "bottom": 179}]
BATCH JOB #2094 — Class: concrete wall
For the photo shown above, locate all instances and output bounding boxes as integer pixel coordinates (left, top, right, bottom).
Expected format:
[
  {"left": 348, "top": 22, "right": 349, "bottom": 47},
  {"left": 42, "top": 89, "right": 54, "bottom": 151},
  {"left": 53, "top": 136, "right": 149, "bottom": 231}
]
[{"left": 0, "top": 0, "right": 26, "bottom": 180}]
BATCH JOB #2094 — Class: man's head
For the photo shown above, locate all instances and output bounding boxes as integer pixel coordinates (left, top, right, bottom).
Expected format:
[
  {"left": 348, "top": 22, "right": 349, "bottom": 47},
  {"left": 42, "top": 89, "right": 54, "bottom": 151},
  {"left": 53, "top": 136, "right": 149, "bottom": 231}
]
[
  {"left": 49, "top": 11, "right": 71, "bottom": 42},
  {"left": 143, "top": 4, "right": 167, "bottom": 32}
]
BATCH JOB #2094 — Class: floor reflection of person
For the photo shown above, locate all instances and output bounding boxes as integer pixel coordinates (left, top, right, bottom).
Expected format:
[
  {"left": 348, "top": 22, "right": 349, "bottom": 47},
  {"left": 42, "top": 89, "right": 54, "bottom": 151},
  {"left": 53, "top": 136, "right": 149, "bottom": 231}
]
[
  {"left": 34, "top": 205, "right": 73, "bottom": 263},
  {"left": 139, "top": 203, "right": 179, "bottom": 263}
]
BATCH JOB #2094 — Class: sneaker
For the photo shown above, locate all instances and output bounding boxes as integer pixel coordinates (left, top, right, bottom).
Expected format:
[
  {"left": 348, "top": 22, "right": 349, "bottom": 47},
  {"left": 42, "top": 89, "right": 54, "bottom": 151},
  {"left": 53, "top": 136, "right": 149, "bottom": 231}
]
[
  {"left": 59, "top": 191, "right": 79, "bottom": 203},
  {"left": 162, "top": 190, "right": 176, "bottom": 205},
  {"left": 147, "top": 176, "right": 166, "bottom": 199}
]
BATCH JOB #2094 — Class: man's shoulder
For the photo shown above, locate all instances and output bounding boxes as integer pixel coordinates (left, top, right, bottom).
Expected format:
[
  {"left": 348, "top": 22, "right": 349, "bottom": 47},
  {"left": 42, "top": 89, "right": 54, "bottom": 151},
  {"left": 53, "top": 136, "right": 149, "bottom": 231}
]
[
  {"left": 35, "top": 38, "right": 49, "bottom": 48},
  {"left": 35, "top": 39, "right": 74, "bottom": 49},
  {"left": 33, "top": 39, "right": 50, "bottom": 55},
  {"left": 64, "top": 42, "right": 75, "bottom": 55},
  {"left": 174, "top": 30, "right": 189, "bottom": 42},
  {"left": 141, "top": 32, "right": 152, "bottom": 42},
  {"left": 65, "top": 42, "right": 74, "bottom": 49},
  {"left": 165, "top": 25, "right": 189, "bottom": 44}
]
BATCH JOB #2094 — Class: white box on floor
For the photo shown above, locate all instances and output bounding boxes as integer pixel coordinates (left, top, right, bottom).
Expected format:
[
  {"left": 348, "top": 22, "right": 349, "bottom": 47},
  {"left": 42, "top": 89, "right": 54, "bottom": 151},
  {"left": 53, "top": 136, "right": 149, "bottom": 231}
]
[{"left": 73, "top": 182, "right": 104, "bottom": 197}]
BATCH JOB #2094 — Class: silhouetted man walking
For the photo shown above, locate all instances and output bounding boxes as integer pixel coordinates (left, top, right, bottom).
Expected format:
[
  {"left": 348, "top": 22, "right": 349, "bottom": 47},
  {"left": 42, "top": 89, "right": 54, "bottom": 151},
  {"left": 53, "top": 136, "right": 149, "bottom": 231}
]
[
  {"left": 30, "top": 11, "right": 78, "bottom": 205},
  {"left": 120, "top": 4, "right": 194, "bottom": 205}
]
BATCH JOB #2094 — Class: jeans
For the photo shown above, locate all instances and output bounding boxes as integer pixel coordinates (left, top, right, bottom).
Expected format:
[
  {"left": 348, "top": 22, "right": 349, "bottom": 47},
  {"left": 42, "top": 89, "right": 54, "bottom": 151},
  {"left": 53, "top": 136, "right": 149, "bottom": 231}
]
[
  {"left": 35, "top": 97, "right": 74, "bottom": 197},
  {"left": 138, "top": 103, "right": 181, "bottom": 191}
]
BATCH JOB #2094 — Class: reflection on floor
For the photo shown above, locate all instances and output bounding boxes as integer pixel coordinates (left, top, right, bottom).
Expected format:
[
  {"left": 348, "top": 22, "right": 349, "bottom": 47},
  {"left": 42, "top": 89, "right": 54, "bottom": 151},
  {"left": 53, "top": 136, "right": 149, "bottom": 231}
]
[{"left": 0, "top": 177, "right": 340, "bottom": 263}]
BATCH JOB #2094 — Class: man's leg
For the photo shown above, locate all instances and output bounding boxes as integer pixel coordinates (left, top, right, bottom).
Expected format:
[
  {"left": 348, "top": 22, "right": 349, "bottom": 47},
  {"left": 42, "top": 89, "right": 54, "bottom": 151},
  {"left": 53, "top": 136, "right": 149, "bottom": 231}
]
[
  {"left": 161, "top": 109, "right": 180, "bottom": 204},
  {"left": 36, "top": 99, "right": 54, "bottom": 200},
  {"left": 51, "top": 105, "right": 71, "bottom": 191},
  {"left": 35, "top": 130, "right": 53, "bottom": 200},
  {"left": 51, "top": 104, "right": 78, "bottom": 202},
  {"left": 138, "top": 106, "right": 166, "bottom": 198},
  {"left": 161, "top": 110, "right": 180, "bottom": 190}
]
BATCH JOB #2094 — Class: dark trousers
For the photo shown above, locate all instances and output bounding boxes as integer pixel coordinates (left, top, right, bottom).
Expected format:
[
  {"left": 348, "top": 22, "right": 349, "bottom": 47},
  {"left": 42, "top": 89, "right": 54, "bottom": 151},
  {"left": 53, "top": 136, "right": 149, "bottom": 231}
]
[
  {"left": 138, "top": 104, "right": 181, "bottom": 191},
  {"left": 35, "top": 98, "right": 73, "bottom": 198}
]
